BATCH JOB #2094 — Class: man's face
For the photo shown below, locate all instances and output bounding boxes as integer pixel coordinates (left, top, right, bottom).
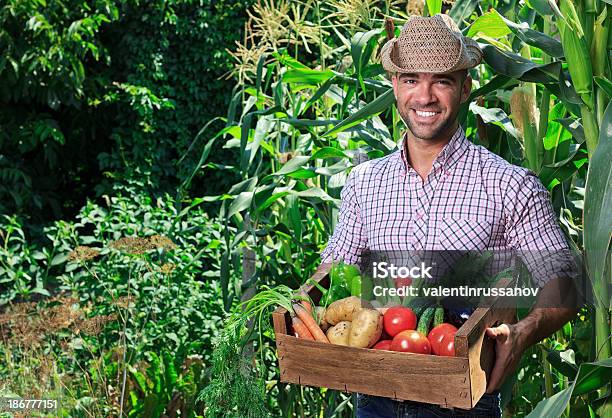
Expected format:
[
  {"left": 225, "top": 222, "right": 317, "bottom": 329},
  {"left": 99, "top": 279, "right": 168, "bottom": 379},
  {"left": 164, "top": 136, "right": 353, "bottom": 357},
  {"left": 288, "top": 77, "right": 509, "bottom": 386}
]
[{"left": 392, "top": 70, "right": 471, "bottom": 141}]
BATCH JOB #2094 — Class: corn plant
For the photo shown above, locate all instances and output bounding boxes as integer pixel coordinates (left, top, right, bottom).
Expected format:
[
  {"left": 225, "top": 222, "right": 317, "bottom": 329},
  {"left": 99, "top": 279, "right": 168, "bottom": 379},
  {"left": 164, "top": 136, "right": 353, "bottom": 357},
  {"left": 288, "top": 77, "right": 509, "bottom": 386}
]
[{"left": 193, "top": 0, "right": 611, "bottom": 415}]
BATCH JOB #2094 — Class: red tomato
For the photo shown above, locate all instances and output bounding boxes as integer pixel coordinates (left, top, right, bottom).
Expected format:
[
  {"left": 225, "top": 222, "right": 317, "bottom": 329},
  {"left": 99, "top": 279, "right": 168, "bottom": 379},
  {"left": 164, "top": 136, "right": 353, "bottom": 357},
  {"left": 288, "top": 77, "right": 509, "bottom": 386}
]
[
  {"left": 394, "top": 276, "right": 413, "bottom": 288},
  {"left": 390, "top": 330, "right": 431, "bottom": 354},
  {"left": 372, "top": 340, "right": 392, "bottom": 350},
  {"left": 427, "top": 323, "right": 458, "bottom": 356},
  {"left": 383, "top": 306, "right": 417, "bottom": 337}
]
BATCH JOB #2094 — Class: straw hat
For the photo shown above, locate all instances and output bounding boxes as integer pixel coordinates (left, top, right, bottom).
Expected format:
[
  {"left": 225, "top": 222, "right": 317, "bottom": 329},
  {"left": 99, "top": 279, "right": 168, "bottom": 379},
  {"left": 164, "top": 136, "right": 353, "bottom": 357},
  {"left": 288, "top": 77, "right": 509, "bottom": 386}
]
[{"left": 381, "top": 14, "right": 482, "bottom": 74}]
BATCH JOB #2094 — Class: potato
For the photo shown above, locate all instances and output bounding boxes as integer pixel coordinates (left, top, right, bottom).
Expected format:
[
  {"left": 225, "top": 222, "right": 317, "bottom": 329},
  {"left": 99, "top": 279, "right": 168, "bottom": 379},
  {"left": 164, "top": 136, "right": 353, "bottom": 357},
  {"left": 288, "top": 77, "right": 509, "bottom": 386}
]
[
  {"left": 348, "top": 309, "right": 383, "bottom": 348},
  {"left": 326, "top": 321, "right": 352, "bottom": 346},
  {"left": 315, "top": 306, "right": 329, "bottom": 331},
  {"left": 324, "top": 296, "right": 373, "bottom": 325}
]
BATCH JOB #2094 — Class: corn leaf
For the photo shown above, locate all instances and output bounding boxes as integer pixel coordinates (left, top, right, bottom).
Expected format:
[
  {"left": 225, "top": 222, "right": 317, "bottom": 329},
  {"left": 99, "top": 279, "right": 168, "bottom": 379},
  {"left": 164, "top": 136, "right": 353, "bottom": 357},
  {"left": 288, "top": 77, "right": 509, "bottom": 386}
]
[
  {"left": 467, "top": 11, "right": 512, "bottom": 38},
  {"left": 499, "top": 14, "right": 564, "bottom": 58},
  {"left": 594, "top": 76, "right": 612, "bottom": 98},
  {"left": 323, "top": 89, "right": 395, "bottom": 137},
  {"left": 583, "top": 101, "right": 612, "bottom": 306},
  {"left": 449, "top": 0, "right": 479, "bottom": 28},
  {"left": 481, "top": 44, "right": 560, "bottom": 83}
]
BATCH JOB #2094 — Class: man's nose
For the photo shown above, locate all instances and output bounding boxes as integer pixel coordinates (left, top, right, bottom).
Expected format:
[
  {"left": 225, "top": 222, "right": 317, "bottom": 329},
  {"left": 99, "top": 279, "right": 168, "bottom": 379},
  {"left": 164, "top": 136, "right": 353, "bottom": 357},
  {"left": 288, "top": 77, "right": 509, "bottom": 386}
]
[{"left": 412, "top": 83, "right": 437, "bottom": 106}]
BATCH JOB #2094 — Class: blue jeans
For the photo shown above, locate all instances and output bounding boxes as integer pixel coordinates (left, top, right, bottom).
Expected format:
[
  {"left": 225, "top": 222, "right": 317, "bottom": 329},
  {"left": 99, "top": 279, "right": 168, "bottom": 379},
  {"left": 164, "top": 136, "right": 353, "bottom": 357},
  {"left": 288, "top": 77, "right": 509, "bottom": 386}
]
[{"left": 356, "top": 392, "right": 502, "bottom": 418}]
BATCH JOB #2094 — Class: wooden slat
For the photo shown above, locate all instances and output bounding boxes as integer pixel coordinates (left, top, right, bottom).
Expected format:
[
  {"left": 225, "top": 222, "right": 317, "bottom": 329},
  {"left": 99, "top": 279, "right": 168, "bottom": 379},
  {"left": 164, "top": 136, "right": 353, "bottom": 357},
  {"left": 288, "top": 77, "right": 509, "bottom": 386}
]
[
  {"left": 277, "top": 334, "right": 473, "bottom": 409},
  {"left": 454, "top": 274, "right": 518, "bottom": 407}
]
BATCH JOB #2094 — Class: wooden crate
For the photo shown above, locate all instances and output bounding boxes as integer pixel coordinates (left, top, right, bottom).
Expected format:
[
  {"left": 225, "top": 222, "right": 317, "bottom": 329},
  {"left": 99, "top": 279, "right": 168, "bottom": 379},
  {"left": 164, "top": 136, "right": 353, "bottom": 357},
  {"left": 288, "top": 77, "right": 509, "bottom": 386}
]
[{"left": 272, "top": 263, "right": 517, "bottom": 409}]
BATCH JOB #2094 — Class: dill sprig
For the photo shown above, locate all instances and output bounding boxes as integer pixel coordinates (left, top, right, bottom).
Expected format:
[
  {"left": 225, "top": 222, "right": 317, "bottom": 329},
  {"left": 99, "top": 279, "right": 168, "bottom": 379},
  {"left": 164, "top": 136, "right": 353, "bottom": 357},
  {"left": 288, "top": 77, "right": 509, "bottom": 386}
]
[
  {"left": 198, "top": 285, "right": 310, "bottom": 417},
  {"left": 197, "top": 316, "right": 270, "bottom": 417}
]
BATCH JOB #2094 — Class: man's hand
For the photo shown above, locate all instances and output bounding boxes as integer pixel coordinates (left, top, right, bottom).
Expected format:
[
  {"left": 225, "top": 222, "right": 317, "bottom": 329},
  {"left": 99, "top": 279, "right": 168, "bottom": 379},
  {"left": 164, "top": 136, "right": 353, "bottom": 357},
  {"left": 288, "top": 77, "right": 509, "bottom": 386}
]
[
  {"left": 484, "top": 277, "right": 579, "bottom": 393},
  {"left": 485, "top": 324, "right": 526, "bottom": 393}
]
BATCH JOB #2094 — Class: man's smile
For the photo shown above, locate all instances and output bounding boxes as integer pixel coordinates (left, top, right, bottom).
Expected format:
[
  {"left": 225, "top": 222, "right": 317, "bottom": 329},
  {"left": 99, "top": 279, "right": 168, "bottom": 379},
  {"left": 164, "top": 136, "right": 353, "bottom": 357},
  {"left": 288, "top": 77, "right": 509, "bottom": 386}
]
[{"left": 411, "top": 108, "right": 442, "bottom": 123}]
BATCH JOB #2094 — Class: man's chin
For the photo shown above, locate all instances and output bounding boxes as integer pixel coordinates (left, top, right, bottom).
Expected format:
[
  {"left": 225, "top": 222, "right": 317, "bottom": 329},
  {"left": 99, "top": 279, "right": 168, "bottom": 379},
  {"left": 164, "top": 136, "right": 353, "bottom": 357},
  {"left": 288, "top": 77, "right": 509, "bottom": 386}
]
[
  {"left": 406, "top": 125, "right": 445, "bottom": 141},
  {"left": 404, "top": 118, "right": 455, "bottom": 141}
]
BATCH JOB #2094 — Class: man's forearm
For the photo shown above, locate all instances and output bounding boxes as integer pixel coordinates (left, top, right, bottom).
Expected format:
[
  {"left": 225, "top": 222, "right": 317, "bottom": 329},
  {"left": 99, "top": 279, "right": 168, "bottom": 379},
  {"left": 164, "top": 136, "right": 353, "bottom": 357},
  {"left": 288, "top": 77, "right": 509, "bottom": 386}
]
[{"left": 512, "top": 277, "right": 579, "bottom": 350}]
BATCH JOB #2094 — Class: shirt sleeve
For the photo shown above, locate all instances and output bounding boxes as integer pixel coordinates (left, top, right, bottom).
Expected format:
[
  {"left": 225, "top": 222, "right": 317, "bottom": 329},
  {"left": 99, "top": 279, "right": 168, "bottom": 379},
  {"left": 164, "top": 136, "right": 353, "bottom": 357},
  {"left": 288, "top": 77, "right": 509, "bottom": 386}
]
[
  {"left": 503, "top": 170, "right": 578, "bottom": 287},
  {"left": 321, "top": 167, "right": 368, "bottom": 265}
]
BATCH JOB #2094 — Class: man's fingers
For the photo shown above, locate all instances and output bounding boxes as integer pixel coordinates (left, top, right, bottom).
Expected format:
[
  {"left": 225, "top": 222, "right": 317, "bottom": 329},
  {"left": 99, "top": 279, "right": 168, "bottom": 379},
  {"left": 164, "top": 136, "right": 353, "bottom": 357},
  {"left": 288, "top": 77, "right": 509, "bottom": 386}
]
[{"left": 486, "top": 324, "right": 510, "bottom": 342}]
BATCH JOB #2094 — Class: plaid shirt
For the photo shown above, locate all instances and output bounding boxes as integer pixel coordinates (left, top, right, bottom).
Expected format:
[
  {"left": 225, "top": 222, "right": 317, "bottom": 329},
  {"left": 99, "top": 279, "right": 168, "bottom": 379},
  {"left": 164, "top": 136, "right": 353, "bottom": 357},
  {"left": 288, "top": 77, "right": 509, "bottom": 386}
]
[{"left": 321, "top": 126, "right": 575, "bottom": 287}]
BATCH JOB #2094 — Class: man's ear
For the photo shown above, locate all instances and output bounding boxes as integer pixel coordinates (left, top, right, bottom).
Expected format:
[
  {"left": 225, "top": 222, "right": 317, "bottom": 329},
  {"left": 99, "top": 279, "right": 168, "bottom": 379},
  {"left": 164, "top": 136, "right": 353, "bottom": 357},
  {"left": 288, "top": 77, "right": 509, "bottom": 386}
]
[
  {"left": 460, "top": 73, "right": 472, "bottom": 104},
  {"left": 391, "top": 73, "right": 399, "bottom": 96}
]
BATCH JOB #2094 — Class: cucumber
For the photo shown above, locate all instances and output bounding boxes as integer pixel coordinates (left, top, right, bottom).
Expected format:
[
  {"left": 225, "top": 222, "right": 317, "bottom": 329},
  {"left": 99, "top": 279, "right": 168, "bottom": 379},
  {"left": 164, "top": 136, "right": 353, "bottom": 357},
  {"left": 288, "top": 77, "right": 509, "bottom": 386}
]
[
  {"left": 417, "top": 306, "right": 435, "bottom": 335},
  {"left": 414, "top": 301, "right": 432, "bottom": 317},
  {"left": 433, "top": 306, "right": 445, "bottom": 328},
  {"left": 407, "top": 298, "right": 433, "bottom": 317}
]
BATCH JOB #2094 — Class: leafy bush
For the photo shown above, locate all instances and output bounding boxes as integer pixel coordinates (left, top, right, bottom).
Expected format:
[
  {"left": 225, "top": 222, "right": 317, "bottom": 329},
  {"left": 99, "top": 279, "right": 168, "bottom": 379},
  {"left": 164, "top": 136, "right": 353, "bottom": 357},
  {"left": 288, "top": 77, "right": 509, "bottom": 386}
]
[
  {"left": 0, "top": 190, "right": 235, "bottom": 416},
  {"left": 0, "top": 0, "right": 253, "bottom": 222}
]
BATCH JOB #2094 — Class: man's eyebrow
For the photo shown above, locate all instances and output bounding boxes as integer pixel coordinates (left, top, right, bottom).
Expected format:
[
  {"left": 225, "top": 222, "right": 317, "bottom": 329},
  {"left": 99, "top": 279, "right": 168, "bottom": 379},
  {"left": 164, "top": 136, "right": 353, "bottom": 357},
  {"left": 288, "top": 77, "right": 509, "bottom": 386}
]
[
  {"left": 432, "top": 74, "right": 455, "bottom": 81},
  {"left": 399, "top": 73, "right": 418, "bottom": 79}
]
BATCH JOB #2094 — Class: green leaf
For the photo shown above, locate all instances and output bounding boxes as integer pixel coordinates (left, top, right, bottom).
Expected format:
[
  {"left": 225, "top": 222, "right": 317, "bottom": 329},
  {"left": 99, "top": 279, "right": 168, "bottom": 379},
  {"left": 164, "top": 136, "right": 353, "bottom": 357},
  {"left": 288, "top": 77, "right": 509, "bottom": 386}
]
[
  {"left": 426, "top": 0, "right": 443, "bottom": 16},
  {"left": 527, "top": 0, "right": 554, "bottom": 16},
  {"left": 276, "top": 156, "right": 310, "bottom": 175},
  {"left": 273, "top": 51, "right": 309, "bottom": 69},
  {"left": 449, "top": 0, "right": 479, "bottom": 27},
  {"left": 574, "top": 357, "right": 612, "bottom": 395},
  {"left": 481, "top": 44, "right": 561, "bottom": 83},
  {"left": 315, "top": 161, "right": 349, "bottom": 176},
  {"left": 594, "top": 76, "right": 612, "bottom": 98},
  {"left": 300, "top": 76, "right": 336, "bottom": 115},
  {"left": 255, "top": 192, "right": 290, "bottom": 213},
  {"left": 228, "top": 177, "right": 258, "bottom": 195},
  {"left": 498, "top": 14, "right": 564, "bottom": 58},
  {"left": 50, "top": 253, "right": 67, "bottom": 266},
  {"left": 467, "top": 11, "right": 512, "bottom": 38},
  {"left": 469, "top": 75, "right": 515, "bottom": 101},
  {"left": 351, "top": 29, "right": 381, "bottom": 83},
  {"left": 287, "top": 168, "right": 317, "bottom": 179},
  {"left": 525, "top": 385, "right": 574, "bottom": 418},
  {"left": 282, "top": 68, "right": 335, "bottom": 84},
  {"left": 311, "top": 147, "right": 348, "bottom": 159},
  {"left": 255, "top": 54, "right": 266, "bottom": 94},
  {"left": 294, "top": 187, "right": 338, "bottom": 204},
  {"left": 227, "top": 192, "right": 254, "bottom": 218},
  {"left": 546, "top": 348, "right": 578, "bottom": 379},
  {"left": 583, "top": 101, "right": 612, "bottom": 307},
  {"left": 555, "top": 118, "right": 585, "bottom": 143},
  {"left": 163, "top": 351, "right": 178, "bottom": 391},
  {"left": 469, "top": 103, "right": 519, "bottom": 139},
  {"left": 323, "top": 89, "right": 395, "bottom": 137}
]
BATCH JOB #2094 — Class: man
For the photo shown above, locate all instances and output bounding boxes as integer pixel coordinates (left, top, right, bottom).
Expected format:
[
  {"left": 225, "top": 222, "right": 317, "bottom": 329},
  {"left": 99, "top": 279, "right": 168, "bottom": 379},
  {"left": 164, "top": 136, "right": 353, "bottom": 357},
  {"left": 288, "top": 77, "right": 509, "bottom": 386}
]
[{"left": 321, "top": 14, "right": 578, "bottom": 418}]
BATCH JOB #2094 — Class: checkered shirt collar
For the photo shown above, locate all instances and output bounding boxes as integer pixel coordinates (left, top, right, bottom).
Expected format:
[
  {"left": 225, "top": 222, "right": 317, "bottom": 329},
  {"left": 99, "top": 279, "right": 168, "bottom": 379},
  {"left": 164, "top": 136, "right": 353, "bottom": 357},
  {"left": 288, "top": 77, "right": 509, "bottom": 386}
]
[{"left": 398, "top": 125, "right": 468, "bottom": 174}]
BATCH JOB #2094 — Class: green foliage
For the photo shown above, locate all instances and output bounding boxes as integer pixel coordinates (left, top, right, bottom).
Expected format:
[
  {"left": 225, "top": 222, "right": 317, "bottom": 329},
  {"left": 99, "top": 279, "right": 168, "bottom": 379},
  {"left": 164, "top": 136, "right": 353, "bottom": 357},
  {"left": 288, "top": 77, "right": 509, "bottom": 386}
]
[
  {"left": 0, "top": 0, "right": 253, "bottom": 221},
  {"left": 0, "top": 190, "right": 233, "bottom": 415},
  {"left": 197, "top": 317, "right": 270, "bottom": 418}
]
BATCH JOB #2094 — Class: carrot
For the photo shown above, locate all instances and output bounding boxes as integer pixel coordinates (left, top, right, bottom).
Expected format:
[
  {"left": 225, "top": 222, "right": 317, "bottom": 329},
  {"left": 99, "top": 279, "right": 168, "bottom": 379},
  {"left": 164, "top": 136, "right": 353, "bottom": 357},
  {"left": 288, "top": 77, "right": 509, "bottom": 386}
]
[
  {"left": 298, "top": 289, "right": 312, "bottom": 313},
  {"left": 293, "top": 303, "right": 329, "bottom": 343},
  {"left": 292, "top": 316, "right": 314, "bottom": 340}
]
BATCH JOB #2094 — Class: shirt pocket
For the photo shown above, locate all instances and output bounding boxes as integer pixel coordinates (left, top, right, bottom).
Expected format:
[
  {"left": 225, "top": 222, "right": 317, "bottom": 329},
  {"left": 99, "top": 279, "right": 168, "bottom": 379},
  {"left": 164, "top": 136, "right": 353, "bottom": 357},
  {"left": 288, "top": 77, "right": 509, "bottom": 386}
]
[{"left": 437, "top": 217, "right": 493, "bottom": 251}]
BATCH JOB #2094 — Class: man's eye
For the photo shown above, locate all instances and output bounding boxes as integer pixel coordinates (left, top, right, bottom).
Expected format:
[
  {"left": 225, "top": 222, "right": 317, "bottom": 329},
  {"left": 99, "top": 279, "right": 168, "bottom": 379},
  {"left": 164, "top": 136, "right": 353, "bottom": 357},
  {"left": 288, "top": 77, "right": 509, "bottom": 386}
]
[
  {"left": 403, "top": 79, "right": 416, "bottom": 84},
  {"left": 437, "top": 80, "right": 450, "bottom": 85}
]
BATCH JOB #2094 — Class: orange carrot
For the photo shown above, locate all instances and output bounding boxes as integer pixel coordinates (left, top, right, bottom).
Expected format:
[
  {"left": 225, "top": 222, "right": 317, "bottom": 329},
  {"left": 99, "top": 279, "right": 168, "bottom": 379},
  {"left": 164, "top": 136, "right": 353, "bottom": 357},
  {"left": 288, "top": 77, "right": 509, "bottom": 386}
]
[
  {"left": 293, "top": 303, "right": 329, "bottom": 343},
  {"left": 299, "top": 289, "right": 312, "bottom": 313},
  {"left": 292, "top": 316, "right": 314, "bottom": 340}
]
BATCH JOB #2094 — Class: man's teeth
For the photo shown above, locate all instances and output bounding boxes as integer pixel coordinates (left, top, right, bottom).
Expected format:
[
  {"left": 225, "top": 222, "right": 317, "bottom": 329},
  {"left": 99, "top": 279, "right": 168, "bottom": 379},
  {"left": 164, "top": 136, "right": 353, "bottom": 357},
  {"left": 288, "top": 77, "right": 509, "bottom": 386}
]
[{"left": 416, "top": 110, "right": 438, "bottom": 117}]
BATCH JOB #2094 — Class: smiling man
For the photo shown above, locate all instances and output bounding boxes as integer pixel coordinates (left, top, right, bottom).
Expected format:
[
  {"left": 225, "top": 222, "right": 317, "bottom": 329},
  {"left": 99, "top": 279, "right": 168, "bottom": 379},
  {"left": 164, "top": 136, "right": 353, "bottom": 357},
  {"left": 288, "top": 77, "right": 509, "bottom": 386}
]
[{"left": 321, "top": 14, "right": 578, "bottom": 418}]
